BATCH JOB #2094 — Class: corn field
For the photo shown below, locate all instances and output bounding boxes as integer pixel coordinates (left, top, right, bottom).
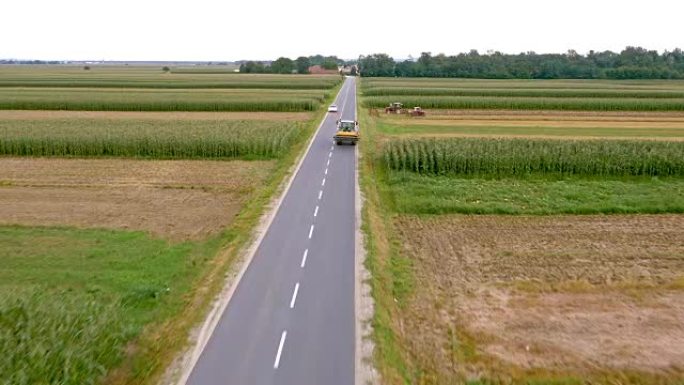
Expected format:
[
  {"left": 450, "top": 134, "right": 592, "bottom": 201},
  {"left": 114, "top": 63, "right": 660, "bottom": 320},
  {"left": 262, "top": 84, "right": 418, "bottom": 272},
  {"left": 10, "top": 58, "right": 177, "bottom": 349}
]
[
  {"left": 0, "top": 88, "right": 329, "bottom": 112},
  {"left": 363, "top": 87, "right": 684, "bottom": 99},
  {"left": 383, "top": 137, "right": 684, "bottom": 177},
  {"left": 0, "top": 119, "right": 303, "bottom": 159}
]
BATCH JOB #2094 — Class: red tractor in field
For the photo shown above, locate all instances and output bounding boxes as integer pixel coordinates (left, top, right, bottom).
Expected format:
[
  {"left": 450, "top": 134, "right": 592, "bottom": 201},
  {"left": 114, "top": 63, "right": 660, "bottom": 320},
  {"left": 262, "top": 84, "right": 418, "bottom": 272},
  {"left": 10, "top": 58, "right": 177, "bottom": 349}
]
[
  {"left": 409, "top": 106, "right": 426, "bottom": 117},
  {"left": 384, "top": 102, "right": 404, "bottom": 114}
]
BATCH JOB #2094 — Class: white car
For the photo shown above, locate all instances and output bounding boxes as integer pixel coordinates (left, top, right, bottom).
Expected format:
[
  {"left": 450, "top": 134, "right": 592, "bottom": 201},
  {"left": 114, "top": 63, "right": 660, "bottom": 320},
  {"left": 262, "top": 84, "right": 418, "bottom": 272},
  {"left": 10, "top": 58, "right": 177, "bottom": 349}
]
[{"left": 328, "top": 104, "right": 338, "bottom": 112}]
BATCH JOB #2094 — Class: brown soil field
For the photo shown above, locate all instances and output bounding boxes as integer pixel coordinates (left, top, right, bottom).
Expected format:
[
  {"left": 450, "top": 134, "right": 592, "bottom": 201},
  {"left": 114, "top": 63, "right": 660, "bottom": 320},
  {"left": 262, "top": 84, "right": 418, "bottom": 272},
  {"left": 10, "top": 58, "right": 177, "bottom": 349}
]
[
  {"left": 0, "top": 158, "right": 275, "bottom": 240},
  {"left": 393, "top": 214, "right": 684, "bottom": 381},
  {"left": 386, "top": 117, "right": 684, "bottom": 129},
  {"left": 414, "top": 109, "right": 684, "bottom": 121},
  {"left": 0, "top": 110, "right": 311, "bottom": 121}
]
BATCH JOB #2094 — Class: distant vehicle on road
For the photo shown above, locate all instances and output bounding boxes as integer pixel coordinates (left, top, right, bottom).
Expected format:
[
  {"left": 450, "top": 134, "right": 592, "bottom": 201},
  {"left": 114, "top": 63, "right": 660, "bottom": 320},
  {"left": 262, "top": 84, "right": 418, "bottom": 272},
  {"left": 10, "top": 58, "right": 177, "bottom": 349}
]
[
  {"left": 334, "top": 119, "right": 359, "bottom": 145},
  {"left": 328, "top": 104, "right": 338, "bottom": 112}
]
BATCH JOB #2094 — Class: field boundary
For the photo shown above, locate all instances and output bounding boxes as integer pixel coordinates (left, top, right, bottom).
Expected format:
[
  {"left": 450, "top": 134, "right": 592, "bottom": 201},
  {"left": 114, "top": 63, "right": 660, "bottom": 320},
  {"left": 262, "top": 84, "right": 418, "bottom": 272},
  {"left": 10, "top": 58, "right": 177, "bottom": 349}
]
[
  {"left": 167, "top": 82, "right": 346, "bottom": 385},
  {"left": 354, "top": 81, "right": 379, "bottom": 385}
]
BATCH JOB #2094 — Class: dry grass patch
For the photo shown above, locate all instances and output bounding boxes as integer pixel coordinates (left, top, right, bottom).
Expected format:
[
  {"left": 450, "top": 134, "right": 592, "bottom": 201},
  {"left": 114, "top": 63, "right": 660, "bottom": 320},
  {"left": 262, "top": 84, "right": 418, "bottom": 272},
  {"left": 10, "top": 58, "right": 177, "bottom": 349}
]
[
  {"left": 393, "top": 214, "right": 684, "bottom": 382},
  {"left": 0, "top": 158, "right": 275, "bottom": 240}
]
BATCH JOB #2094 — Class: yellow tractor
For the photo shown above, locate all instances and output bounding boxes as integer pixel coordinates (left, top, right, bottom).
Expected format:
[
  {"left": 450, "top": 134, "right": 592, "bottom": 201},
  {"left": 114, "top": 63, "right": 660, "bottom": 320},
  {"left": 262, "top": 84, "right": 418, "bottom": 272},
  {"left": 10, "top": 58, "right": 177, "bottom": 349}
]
[{"left": 334, "top": 119, "right": 359, "bottom": 145}]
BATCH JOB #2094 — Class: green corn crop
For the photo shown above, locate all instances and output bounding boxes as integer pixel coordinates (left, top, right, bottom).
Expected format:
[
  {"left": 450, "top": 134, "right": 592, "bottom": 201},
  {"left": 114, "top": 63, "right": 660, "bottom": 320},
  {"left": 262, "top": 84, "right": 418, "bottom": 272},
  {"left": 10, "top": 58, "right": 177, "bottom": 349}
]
[{"left": 383, "top": 137, "right": 684, "bottom": 177}]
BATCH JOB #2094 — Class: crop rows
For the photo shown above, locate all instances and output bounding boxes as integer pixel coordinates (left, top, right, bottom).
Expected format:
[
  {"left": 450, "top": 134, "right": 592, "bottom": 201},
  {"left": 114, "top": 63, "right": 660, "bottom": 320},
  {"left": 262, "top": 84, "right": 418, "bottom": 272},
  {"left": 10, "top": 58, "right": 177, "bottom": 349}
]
[
  {"left": 361, "top": 77, "right": 684, "bottom": 91},
  {"left": 363, "top": 87, "right": 684, "bottom": 99},
  {"left": 0, "top": 79, "right": 341, "bottom": 90},
  {"left": 364, "top": 95, "right": 684, "bottom": 111},
  {"left": 0, "top": 88, "right": 329, "bottom": 112},
  {"left": 382, "top": 137, "right": 684, "bottom": 177},
  {"left": 0, "top": 67, "right": 342, "bottom": 89},
  {"left": 0, "top": 119, "right": 302, "bottom": 159}
]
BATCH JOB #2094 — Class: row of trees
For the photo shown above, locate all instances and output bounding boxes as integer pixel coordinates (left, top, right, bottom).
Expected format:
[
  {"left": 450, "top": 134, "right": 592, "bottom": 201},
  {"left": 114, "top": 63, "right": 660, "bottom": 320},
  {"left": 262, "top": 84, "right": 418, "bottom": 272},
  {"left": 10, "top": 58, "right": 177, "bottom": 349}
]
[
  {"left": 239, "top": 55, "right": 343, "bottom": 74},
  {"left": 359, "top": 47, "right": 684, "bottom": 79},
  {"left": 0, "top": 59, "right": 63, "bottom": 64}
]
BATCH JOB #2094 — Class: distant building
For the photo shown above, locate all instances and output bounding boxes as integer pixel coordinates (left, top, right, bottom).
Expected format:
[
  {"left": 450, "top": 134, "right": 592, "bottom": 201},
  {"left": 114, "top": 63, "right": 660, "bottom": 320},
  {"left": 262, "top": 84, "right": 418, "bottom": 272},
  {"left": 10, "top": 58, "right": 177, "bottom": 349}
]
[
  {"left": 308, "top": 65, "right": 338, "bottom": 75},
  {"left": 339, "top": 64, "right": 358, "bottom": 75}
]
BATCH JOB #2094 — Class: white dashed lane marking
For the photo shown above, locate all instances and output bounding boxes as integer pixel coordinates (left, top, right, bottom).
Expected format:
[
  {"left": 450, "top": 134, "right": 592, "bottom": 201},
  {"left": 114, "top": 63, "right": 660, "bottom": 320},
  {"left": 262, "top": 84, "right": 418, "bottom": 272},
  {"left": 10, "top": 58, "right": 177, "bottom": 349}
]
[
  {"left": 273, "top": 331, "right": 287, "bottom": 369},
  {"left": 289, "top": 283, "right": 300, "bottom": 309},
  {"left": 301, "top": 249, "right": 308, "bottom": 268}
]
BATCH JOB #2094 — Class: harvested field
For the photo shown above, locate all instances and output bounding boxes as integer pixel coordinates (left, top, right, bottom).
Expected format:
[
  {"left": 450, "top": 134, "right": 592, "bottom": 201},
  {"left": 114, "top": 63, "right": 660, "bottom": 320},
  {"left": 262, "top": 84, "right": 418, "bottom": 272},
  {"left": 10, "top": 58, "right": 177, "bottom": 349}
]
[
  {"left": 393, "top": 214, "right": 684, "bottom": 382},
  {"left": 376, "top": 110, "right": 684, "bottom": 139},
  {"left": 0, "top": 158, "right": 275, "bottom": 240},
  {"left": 404, "top": 109, "right": 684, "bottom": 120}
]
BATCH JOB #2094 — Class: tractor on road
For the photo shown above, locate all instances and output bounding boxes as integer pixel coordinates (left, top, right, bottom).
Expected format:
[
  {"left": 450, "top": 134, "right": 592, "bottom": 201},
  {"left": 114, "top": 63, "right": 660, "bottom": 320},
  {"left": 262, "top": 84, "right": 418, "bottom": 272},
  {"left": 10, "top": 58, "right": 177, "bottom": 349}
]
[{"left": 333, "top": 119, "right": 359, "bottom": 145}]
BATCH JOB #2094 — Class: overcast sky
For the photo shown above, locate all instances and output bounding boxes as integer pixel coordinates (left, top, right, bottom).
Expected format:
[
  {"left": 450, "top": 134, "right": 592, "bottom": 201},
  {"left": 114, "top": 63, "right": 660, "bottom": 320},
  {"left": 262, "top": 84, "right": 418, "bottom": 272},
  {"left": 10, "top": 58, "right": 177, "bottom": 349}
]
[{"left": 3, "top": 0, "right": 683, "bottom": 61}]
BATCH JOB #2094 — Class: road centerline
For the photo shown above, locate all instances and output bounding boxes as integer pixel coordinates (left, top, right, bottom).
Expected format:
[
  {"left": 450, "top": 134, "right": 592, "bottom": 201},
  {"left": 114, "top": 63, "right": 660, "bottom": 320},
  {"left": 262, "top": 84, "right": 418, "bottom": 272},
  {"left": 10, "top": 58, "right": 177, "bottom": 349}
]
[
  {"left": 273, "top": 331, "right": 287, "bottom": 369},
  {"left": 301, "top": 249, "right": 308, "bottom": 268},
  {"left": 308, "top": 224, "right": 314, "bottom": 239},
  {"left": 289, "top": 283, "right": 300, "bottom": 309}
]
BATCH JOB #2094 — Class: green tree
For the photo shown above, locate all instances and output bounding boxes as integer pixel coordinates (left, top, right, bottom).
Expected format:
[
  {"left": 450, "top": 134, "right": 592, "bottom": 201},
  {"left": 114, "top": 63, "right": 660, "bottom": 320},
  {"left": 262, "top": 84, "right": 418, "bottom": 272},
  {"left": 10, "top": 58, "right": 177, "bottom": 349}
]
[
  {"left": 295, "top": 56, "right": 311, "bottom": 74},
  {"left": 321, "top": 58, "right": 339, "bottom": 70},
  {"left": 358, "top": 54, "right": 395, "bottom": 77},
  {"left": 271, "top": 57, "right": 295, "bottom": 74},
  {"left": 239, "top": 61, "right": 268, "bottom": 73}
]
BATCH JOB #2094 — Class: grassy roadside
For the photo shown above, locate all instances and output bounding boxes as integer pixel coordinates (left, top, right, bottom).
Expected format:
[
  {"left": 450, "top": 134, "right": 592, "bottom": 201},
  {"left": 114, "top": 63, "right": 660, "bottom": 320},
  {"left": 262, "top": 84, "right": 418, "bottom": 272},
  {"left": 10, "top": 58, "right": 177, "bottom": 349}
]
[
  {"left": 0, "top": 226, "right": 223, "bottom": 385},
  {"left": 103, "top": 81, "right": 344, "bottom": 385},
  {"left": 358, "top": 100, "right": 416, "bottom": 384}
]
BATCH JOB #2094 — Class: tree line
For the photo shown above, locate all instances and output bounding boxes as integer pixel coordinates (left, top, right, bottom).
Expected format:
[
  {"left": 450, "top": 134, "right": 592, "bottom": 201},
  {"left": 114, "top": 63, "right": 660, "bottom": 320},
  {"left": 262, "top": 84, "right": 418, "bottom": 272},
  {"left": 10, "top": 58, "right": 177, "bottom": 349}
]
[
  {"left": 239, "top": 55, "right": 345, "bottom": 74},
  {"left": 359, "top": 47, "right": 684, "bottom": 79}
]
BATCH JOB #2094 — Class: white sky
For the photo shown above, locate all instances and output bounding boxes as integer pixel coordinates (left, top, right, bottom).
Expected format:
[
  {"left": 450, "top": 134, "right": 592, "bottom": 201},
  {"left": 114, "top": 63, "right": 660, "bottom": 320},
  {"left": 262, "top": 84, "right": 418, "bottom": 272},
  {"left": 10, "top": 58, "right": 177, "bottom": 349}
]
[{"left": 2, "top": 0, "right": 683, "bottom": 61}]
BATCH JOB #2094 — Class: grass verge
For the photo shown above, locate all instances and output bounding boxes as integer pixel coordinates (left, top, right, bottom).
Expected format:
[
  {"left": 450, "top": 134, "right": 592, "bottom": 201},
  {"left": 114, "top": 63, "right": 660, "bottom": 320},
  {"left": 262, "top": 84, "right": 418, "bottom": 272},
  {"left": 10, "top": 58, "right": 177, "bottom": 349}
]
[
  {"left": 0, "top": 226, "right": 222, "bottom": 385},
  {"left": 387, "top": 173, "right": 684, "bottom": 215}
]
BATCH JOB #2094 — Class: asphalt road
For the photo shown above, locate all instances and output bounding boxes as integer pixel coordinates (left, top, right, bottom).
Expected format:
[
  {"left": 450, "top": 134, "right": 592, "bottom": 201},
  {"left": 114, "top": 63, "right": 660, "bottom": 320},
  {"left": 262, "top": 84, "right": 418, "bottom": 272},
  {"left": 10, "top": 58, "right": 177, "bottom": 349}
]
[{"left": 186, "top": 77, "right": 357, "bottom": 385}]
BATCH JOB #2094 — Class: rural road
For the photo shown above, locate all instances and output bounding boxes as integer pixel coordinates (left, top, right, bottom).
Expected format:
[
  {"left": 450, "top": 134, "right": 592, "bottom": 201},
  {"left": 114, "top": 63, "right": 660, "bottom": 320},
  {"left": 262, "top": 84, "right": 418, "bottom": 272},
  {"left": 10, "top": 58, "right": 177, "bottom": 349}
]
[{"left": 186, "top": 77, "right": 357, "bottom": 385}]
